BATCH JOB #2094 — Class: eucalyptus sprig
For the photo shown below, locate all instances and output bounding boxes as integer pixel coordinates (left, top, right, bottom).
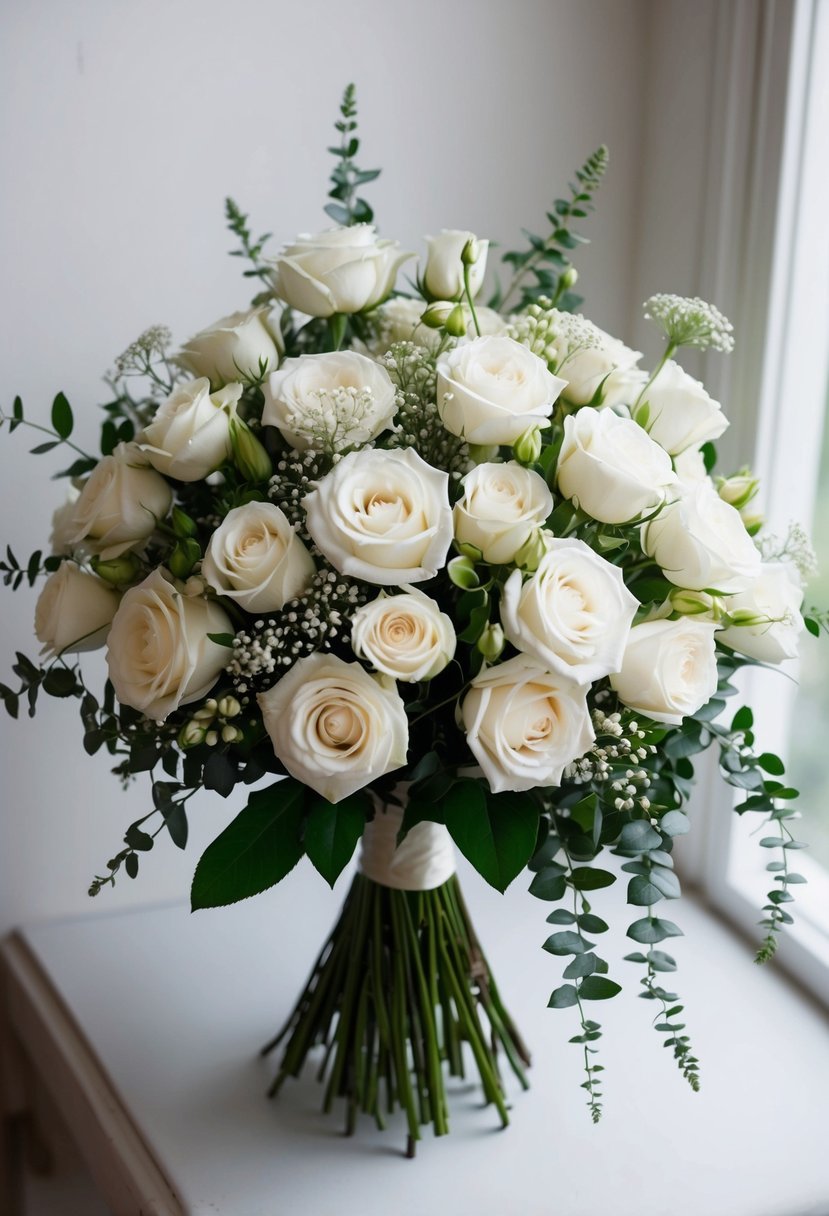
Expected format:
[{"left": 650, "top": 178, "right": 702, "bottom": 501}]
[
  {"left": 324, "top": 83, "right": 381, "bottom": 226},
  {"left": 225, "top": 197, "right": 273, "bottom": 287}
]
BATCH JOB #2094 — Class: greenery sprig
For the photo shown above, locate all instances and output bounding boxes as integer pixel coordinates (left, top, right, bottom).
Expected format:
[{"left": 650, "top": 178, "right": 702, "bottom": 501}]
[{"left": 324, "top": 83, "right": 381, "bottom": 226}]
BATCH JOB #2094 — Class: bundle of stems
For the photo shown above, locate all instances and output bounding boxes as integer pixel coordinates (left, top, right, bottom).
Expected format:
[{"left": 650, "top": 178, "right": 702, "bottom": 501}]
[{"left": 262, "top": 873, "right": 530, "bottom": 1155}]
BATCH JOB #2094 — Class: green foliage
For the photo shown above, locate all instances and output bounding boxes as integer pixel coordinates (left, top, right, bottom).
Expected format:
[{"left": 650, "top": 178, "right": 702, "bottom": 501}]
[
  {"left": 191, "top": 780, "right": 306, "bottom": 910},
  {"left": 304, "top": 795, "right": 369, "bottom": 887},
  {"left": 496, "top": 144, "right": 608, "bottom": 313},
  {"left": 324, "top": 84, "right": 381, "bottom": 227},
  {"left": 444, "top": 781, "right": 539, "bottom": 892},
  {"left": 225, "top": 197, "right": 272, "bottom": 286}
]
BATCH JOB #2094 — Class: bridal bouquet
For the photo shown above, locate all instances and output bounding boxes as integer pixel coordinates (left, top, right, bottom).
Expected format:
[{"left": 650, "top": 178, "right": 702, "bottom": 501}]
[{"left": 1, "top": 86, "right": 820, "bottom": 1150}]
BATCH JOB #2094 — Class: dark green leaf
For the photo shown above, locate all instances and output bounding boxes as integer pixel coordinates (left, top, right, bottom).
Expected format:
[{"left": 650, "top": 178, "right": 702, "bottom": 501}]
[
  {"left": 203, "top": 751, "right": 237, "bottom": 798},
  {"left": 579, "top": 976, "right": 622, "bottom": 1000},
  {"left": 548, "top": 984, "right": 579, "bottom": 1009},
  {"left": 42, "top": 667, "right": 78, "bottom": 697},
  {"left": 659, "top": 810, "right": 690, "bottom": 837},
  {"left": 627, "top": 917, "right": 683, "bottom": 944},
  {"left": 528, "top": 870, "right": 567, "bottom": 901},
  {"left": 304, "top": 795, "right": 367, "bottom": 887},
  {"left": 51, "top": 392, "right": 73, "bottom": 439},
  {"left": 445, "top": 787, "right": 538, "bottom": 892},
  {"left": 570, "top": 867, "right": 616, "bottom": 891},
  {"left": 543, "top": 931, "right": 593, "bottom": 956}
]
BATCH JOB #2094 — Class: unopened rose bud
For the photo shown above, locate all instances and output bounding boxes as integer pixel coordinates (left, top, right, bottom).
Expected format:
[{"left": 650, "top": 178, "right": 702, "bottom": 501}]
[
  {"left": 169, "top": 537, "right": 201, "bottom": 580},
  {"left": 560, "top": 266, "right": 579, "bottom": 290},
  {"left": 444, "top": 304, "right": 468, "bottom": 337},
  {"left": 513, "top": 426, "right": 543, "bottom": 466},
  {"left": 420, "top": 301, "right": 455, "bottom": 329},
  {"left": 447, "top": 555, "right": 480, "bottom": 590},
  {"left": 669, "top": 587, "right": 723, "bottom": 619},
  {"left": 91, "top": 552, "right": 141, "bottom": 586},
  {"left": 455, "top": 541, "right": 483, "bottom": 562},
  {"left": 461, "top": 237, "right": 483, "bottom": 266},
  {"left": 716, "top": 471, "right": 759, "bottom": 511},
  {"left": 467, "top": 443, "right": 500, "bottom": 465},
  {"left": 741, "top": 510, "right": 763, "bottom": 537},
  {"left": 171, "top": 506, "right": 198, "bottom": 538},
  {"left": 230, "top": 419, "right": 273, "bottom": 483},
  {"left": 476, "top": 622, "right": 505, "bottom": 661},
  {"left": 179, "top": 721, "right": 206, "bottom": 749},
  {"left": 514, "top": 528, "right": 548, "bottom": 573}
]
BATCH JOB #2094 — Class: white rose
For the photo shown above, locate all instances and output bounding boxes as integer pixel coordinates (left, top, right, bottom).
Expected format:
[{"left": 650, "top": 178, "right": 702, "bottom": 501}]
[
  {"left": 141, "top": 379, "right": 242, "bottom": 482},
  {"left": 71, "top": 442, "right": 173, "bottom": 560},
  {"left": 437, "top": 336, "right": 566, "bottom": 445},
  {"left": 50, "top": 488, "right": 81, "bottom": 556},
  {"left": 500, "top": 538, "right": 639, "bottom": 684},
  {"left": 106, "top": 569, "right": 231, "bottom": 721},
  {"left": 176, "top": 307, "right": 283, "bottom": 387},
  {"left": 424, "top": 229, "right": 489, "bottom": 301},
  {"left": 304, "top": 447, "right": 453, "bottom": 585},
  {"left": 258, "top": 652, "right": 408, "bottom": 803},
  {"left": 673, "top": 446, "right": 711, "bottom": 489},
  {"left": 262, "top": 351, "right": 397, "bottom": 452},
  {"left": 271, "top": 225, "right": 413, "bottom": 318},
  {"left": 559, "top": 327, "right": 645, "bottom": 407},
  {"left": 351, "top": 588, "right": 455, "bottom": 682},
  {"left": 359, "top": 300, "right": 507, "bottom": 358},
  {"left": 34, "top": 562, "right": 120, "bottom": 656},
  {"left": 718, "top": 564, "right": 804, "bottom": 663},
  {"left": 453, "top": 461, "right": 553, "bottom": 564},
  {"left": 557, "top": 407, "right": 676, "bottom": 524},
  {"left": 461, "top": 655, "right": 594, "bottom": 793},
  {"left": 637, "top": 360, "right": 728, "bottom": 455},
  {"left": 202, "top": 502, "right": 315, "bottom": 613},
  {"left": 641, "top": 482, "right": 761, "bottom": 593},
  {"left": 610, "top": 618, "right": 719, "bottom": 725}
]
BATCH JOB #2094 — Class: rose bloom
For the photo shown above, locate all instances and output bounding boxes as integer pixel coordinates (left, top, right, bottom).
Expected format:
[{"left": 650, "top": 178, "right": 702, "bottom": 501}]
[
  {"left": 557, "top": 407, "right": 676, "bottom": 524},
  {"left": 639, "top": 360, "right": 729, "bottom": 455},
  {"left": 34, "top": 562, "right": 120, "bottom": 656},
  {"left": 436, "top": 336, "right": 566, "bottom": 445},
  {"left": 500, "top": 538, "right": 639, "bottom": 684},
  {"left": 270, "top": 225, "right": 413, "bottom": 318},
  {"left": 304, "top": 447, "right": 453, "bottom": 585},
  {"left": 641, "top": 482, "right": 761, "bottom": 593},
  {"left": 258, "top": 652, "right": 409, "bottom": 803},
  {"left": 453, "top": 461, "right": 553, "bottom": 565},
  {"left": 610, "top": 617, "right": 719, "bottom": 726},
  {"left": 141, "top": 379, "right": 242, "bottom": 482},
  {"left": 71, "top": 442, "right": 173, "bottom": 559},
  {"left": 423, "top": 229, "right": 488, "bottom": 301},
  {"left": 106, "top": 568, "right": 232, "bottom": 721},
  {"left": 202, "top": 502, "right": 315, "bottom": 614},
  {"left": 351, "top": 588, "right": 455, "bottom": 682},
  {"left": 49, "top": 488, "right": 81, "bottom": 556},
  {"left": 558, "top": 327, "right": 645, "bottom": 407},
  {"left": 262, "top": 351, "right": 397, "bottom": 452},
  {"left": 717, "top": 564, "right": 804, "bottom": 663},
  {"left": 176, "top": 307, "right": 283, "bottom": 388},
  {"left": 461, "top": 655, "right": 595, "bottom": 793}
]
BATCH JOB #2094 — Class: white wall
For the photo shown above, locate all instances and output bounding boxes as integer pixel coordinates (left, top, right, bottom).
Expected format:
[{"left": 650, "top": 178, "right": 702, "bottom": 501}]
[{"left": 0, "top": 0, "right": 674, "bottom": 932}]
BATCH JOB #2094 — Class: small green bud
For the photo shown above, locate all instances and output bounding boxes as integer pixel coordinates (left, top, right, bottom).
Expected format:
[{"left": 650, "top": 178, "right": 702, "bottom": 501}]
[
  {"left": 230, "top": 419, "right": 273, "bottom": 483},
  {"left": 447, "top": 555, "right": 480, "bottom": 590},
  {"left": 445, "top": 304, "right": 468, "bottom": 337},
  {"left": 669, "top": 587, "right": 722, "bottom": 618},
  {"left": 217, "top": 695, "right": 241, "bottom": 719},
  {"left": 514, "top": 528, "right": 548, "bottom": 572},
  {"left": 178, "top": 721, "right": 206, "bottom": 749},
  {"left": 420, "top": 301, "right": 455, "bottom": 329},
  {"left": 560, "top": 266, "right": 579, "bottom": 290},
  {"left": 455, "top": 541, "right": 483, "bottom": 562},
  {"left": 91, "top": 552, "right": 141, "bottom": 586},
  {"left": 468, "top": 443, "right": 500, "bottom": 465},
  {"left": 716, "top": 471, "right": 759, "bottom": 511},
  {"left": 476, "top": 622, "right": 505, "bottom": 662},
  {"left": 171, "top": 506, "right": 198, "bottom": 538},
  {"left": 512, "top": 426, "right": 542, "bottom": 465},
  {"left": 168, "top": 537, "right": 201, "bottom": 580},
  {"left": 461, "top": 237, "right": 483, "bottom": 266},
  {"left": 741, "top": 510, "right": 763, "bottom": 537}
]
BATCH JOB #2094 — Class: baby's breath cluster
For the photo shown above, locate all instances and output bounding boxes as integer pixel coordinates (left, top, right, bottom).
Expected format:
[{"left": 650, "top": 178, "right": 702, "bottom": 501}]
[
  {"left": 227, "top": 565, "right": 367, "bottom": 695},
  {"left": 643, "top": 293, "right": 734, "bottom": 354},
  {"left": 286, "top": 385, "right": 383, "bottom": 455},
  {"left": 563, "top": 707, "right": 655, "bottom": 811},
  {"left": 758, "top": 520, "right": 818, "bottom": 582},
  {"left": 507, "top": 299, "right": 602, "bottom": 371},
  {"left": 380, "top": 341, "right": 469, "bottom": 474},
  {"left": 112, "top": 324, "right": 173, "bottom": 380},
  {"left": 268, "top": 450, "right": 337, "bottom": 529}
]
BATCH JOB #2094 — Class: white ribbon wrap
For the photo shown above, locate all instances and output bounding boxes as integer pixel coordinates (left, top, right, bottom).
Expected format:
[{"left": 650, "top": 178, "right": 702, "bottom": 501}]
[{"left": 359, "top": 801, "right": 456, "bottom": 891}]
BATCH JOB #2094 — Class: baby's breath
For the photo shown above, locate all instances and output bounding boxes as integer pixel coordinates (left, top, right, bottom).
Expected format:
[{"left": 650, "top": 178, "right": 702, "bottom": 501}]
[
  {"left": 758, "top": 521, "right": 818, "bottom": 582},
  {"left": 643, "top": 294, "right": 734, "bottom": 354},
  {"left": 112, "top": 325, "right": 173, "bottom": 379},
  {"left": 381, "top": 341, "right": 469, "bottom": 476},
  {"left": 507, "top": 299, "right": 602, "bottom": 372}
]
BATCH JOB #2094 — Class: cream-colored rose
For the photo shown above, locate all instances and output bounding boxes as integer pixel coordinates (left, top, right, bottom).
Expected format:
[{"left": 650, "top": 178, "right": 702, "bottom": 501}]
[
  {"left": 270, "top": 225, "right": 413, "bottom": 318},
  {"left": 718, "top": 564, "right": 804, "bottom": 663},
  {"left": 461, "top": 655, "right": 594, "bottom": 793},
  {"left": 141, "top": 379, "right": 242, "bottom": 482},
  {"left": 176, "top": 307, "right": 283, "bottom": 387},
  {"left": 559, "top": 326, "right": 645, "bottom": 407},
  {"left": 351, "top": 588, "right": 455, "bottom": 682},
  {"left": 304, "top": 447, "right": 453, "bottom": 585},
  {"left": 50, "top": 489, "right": 81, "bottom": 556},
  {"left": 258, "top": 652, "right": 409, "bottom": 803},
  {"left": 500, "top": 538, "right": 639, "bottom": 684},
  {"left": 34, "top": 562, "right": 120, "bottom": 656},
  {"left": 424, "top": 229, "right": 488, "bottom": 301},
  {"left": 453, "top": 461, "right": 553, "bottom": 564},
  {"left": 106, "top": 569, "right": 232, "bottom": 721},
  {"left": 557, "top": 407, "right": 676, "bottom": 524},
  {"left": 71, "top": 443, "right": 173, "bottom": 560},
  {"left": 437, "top": 336, "right": 565, "bottom": 445},
  {"left": 262, "top": 351, "right": 397, "bottom": 452},
  {"left": 202, "top": 502, "right": 315, "bottom": 613},
  {"left": 641, "top": 482, "right": 761, "bottom": 593},
  {"left": 636, "top": 360, "right": 728, "bottom": 455},
  {"left": 610, "top": 618, "right": 719, "bottom": 725}
]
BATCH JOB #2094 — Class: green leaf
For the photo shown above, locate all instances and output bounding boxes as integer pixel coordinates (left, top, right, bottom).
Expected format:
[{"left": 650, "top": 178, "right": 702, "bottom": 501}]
[
  {"left": 660, "top": 810, "right": 690, "bottom": 837},
  {"left": 203, "top": 751, "right": 237, "bottom": 798},
  {"left": 51, "top": 392, "right": 73, "bottom": 439},
  {"left": 627, "top": 917, "right": 684, "bottom": 944},
  {"left": 617, "top": 821, "right": 662, "bottom": 852},
  {"left": 577, "top": 913, "right": 609, "bottom": 934},
  {"left": 757, "top": 752, "right": 785, "bottom": 776},
  {"left": 570, "top": 866, "right": 616, "bottom": 891},
  {"left": 206, "top": 632, "right": 235, "bottom": 648},
  {"left": 543, "top": 931, "right": 593, "bottom": 956},
  {"left": 445, "top": 786, "right": 538, "bottom": 892},
  {"left": 627, "top": 874, "right": 664, "bottom": 906},
  {"left": 304, "top": 795, "right": 367, "bottom": 887},
  {"left": 190, "top": 780, "right": 306, "bottom": 910},
  {"left": 546, "top": 908, "right": 577, "bottom": 924},
  {"left": 563, "top": 951, "right": 599, "bottom": 979},
  {"left": 548, "top": 984, "right": 579, "bottom": 1009},
  {"left": 528, "top": 869, "right": 567, "bottom": 901},
  {"left": 579, "top": 976, "right": 622, "bottom": 1000},
  {"left": 42, "top": 667, "right": 77, "bottom": 697}
]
